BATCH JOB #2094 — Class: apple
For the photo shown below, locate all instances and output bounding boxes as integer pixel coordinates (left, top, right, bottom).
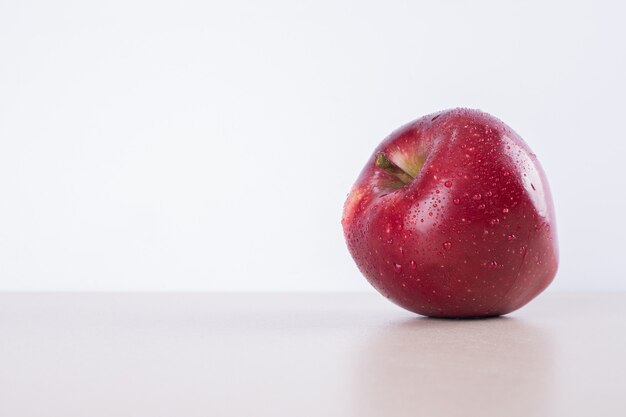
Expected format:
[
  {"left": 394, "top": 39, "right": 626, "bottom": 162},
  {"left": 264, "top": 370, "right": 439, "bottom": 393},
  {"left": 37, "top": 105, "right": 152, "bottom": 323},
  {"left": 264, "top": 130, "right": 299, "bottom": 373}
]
[{"left": 342, "top": 109, "right": 558, "bottom": 318}]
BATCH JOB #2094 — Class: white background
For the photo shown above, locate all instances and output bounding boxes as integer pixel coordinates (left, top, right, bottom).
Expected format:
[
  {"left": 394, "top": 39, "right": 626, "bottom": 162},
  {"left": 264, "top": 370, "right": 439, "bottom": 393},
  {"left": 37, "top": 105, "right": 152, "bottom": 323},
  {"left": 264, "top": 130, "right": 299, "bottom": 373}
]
[{"left": 0, "top": 0, "right": 624, "bottom": 291}]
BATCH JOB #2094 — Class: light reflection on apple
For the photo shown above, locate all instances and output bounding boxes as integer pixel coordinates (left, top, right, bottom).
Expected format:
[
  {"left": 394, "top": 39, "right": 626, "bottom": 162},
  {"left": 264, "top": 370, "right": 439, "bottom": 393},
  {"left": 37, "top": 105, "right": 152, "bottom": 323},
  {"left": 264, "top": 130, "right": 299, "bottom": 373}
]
[{"left": 501, "top": 134, "right": 550, "bottom": 218}]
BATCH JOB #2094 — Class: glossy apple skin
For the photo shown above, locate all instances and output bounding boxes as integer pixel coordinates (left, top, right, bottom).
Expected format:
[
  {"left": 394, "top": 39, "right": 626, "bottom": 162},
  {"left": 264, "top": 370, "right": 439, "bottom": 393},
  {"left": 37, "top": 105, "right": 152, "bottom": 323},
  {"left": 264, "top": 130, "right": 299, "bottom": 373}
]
[{"left": 342, "top": 109, "right": 558, "bottom": 318}]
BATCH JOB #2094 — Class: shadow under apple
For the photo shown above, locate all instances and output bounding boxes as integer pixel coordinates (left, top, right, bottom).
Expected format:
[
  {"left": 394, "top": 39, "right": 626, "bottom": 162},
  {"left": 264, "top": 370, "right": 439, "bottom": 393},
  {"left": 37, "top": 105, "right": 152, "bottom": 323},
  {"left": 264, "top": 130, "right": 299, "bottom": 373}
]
[{"left": 350, "top": 316, "right": 555, "bottom": 417}]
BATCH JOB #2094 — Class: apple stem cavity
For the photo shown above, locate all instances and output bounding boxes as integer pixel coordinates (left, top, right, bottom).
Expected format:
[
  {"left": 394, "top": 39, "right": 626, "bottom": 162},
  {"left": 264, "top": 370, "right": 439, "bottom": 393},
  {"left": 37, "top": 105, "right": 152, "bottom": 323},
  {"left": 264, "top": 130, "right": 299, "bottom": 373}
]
[{"left": 375, "top": 152, "right": 414, "bottom": 186}]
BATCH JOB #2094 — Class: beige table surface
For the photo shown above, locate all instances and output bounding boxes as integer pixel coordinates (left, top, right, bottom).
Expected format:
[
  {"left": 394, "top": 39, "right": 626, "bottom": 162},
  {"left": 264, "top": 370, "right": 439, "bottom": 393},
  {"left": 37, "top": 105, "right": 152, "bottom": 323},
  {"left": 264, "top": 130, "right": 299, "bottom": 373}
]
[{"left": 0, "top": 292, "right": 624, "bottom": 417}]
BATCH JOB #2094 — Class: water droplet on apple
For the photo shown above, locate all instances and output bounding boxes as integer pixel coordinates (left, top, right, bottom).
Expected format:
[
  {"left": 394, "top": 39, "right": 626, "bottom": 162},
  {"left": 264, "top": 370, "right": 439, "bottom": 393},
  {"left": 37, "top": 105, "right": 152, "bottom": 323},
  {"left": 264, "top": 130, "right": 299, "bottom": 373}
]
[
  {"left": 393, "top": 263, "right": 402, "bottom": 273},
  {"left": 443, "top": 241, "right": 452, "bottom": 250},
  {"left": 490, "top": 218, "right": 500, "bottom": 226},
  {"left": 386, "top": 238, "right": 394, "bottom": 244},
  {"left": 453, "top": 198, "right": 461, "bottom": 205},
  {"left": 508, "top": 234, "right": 516, "bottom": 241},
  {"left": 473, "top": 193, "right": 482, "bottom": 200},
  {"left": 444, "top": 181, "right": 452, "bottom": 188},
  {"left": 502, "top": 208, "right": 509, "bottom": 214},
  {"left": 487, "top": 260, "right": 498, "bottom": 269}
]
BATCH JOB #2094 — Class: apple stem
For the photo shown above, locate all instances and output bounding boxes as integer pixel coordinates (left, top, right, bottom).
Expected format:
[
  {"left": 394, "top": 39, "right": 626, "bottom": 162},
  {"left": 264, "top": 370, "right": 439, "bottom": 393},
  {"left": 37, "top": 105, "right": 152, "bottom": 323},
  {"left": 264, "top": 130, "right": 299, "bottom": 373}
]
[{"left": 375, "top": 152, "right": 414, "bottom": 185}]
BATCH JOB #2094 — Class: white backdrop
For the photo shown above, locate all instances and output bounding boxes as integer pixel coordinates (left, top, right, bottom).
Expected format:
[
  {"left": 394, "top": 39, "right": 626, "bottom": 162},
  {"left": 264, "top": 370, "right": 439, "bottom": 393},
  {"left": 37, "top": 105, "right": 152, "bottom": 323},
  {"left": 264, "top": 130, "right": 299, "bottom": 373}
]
[{"left": 0, "top": 0, "right": 624, "bottom": 291}]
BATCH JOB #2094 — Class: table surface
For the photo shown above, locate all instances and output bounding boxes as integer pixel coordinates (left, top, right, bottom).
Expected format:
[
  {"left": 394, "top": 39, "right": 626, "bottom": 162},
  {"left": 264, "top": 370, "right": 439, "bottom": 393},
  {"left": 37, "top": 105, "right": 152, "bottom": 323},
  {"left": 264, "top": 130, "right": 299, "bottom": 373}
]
[{"left": 0, "top": 292, "right": 624, "bottom": 417}]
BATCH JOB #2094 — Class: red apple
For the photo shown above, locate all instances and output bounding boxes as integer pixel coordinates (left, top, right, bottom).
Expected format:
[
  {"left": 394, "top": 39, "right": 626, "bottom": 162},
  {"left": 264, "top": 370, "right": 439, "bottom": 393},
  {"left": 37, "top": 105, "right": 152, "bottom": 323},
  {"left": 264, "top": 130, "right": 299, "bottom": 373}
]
[{"left": 342, "top": 109, "right": 558, "bottom": 318}]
